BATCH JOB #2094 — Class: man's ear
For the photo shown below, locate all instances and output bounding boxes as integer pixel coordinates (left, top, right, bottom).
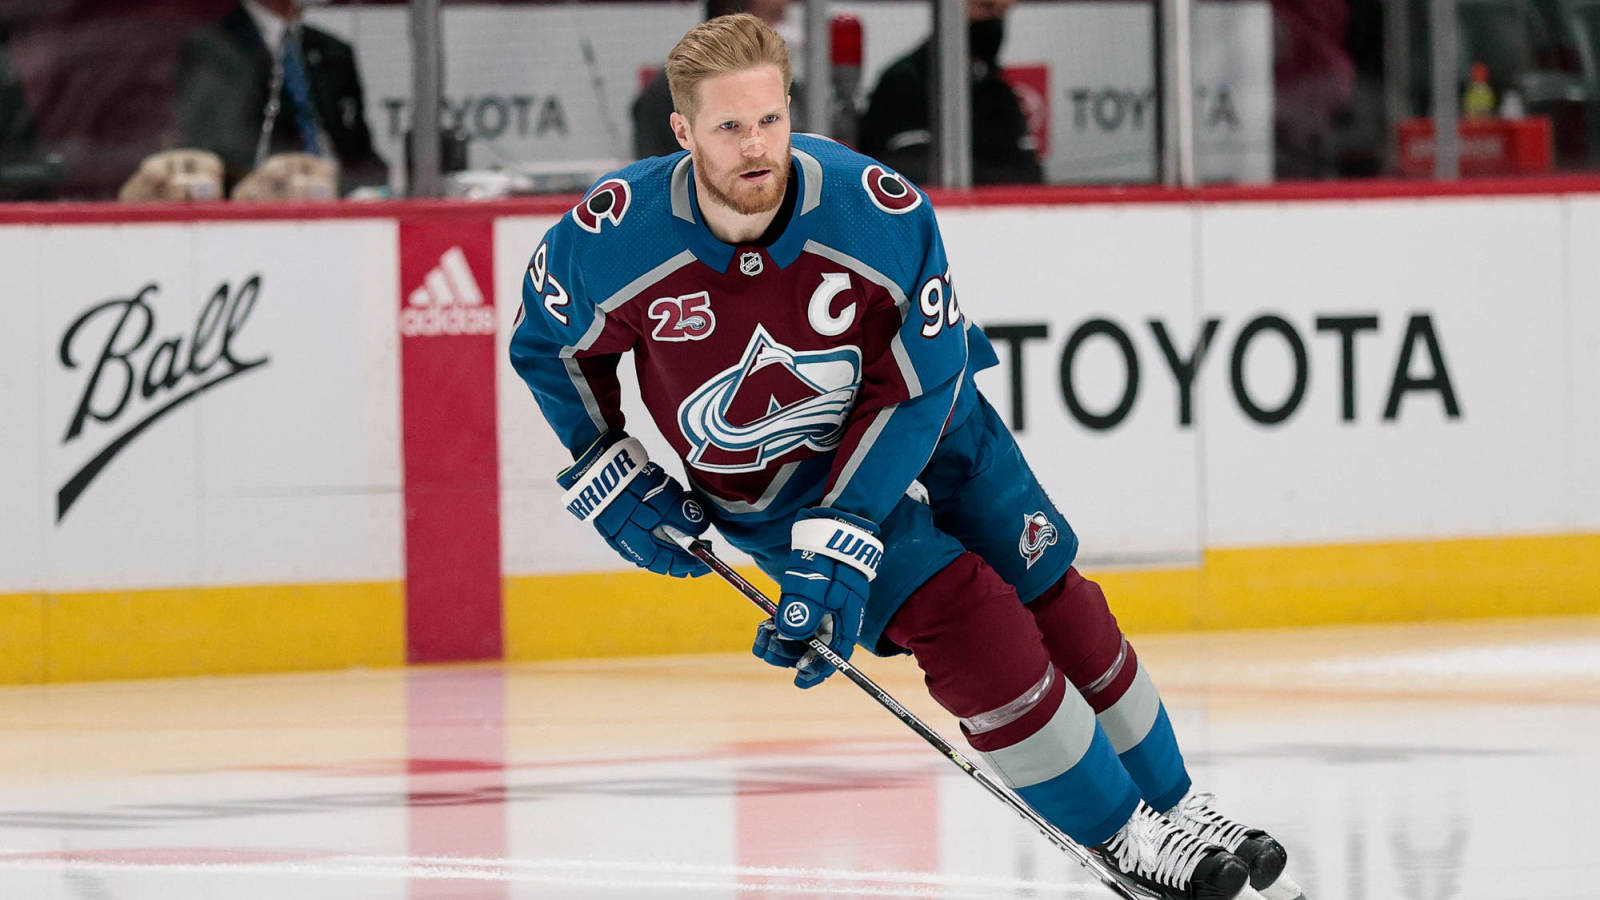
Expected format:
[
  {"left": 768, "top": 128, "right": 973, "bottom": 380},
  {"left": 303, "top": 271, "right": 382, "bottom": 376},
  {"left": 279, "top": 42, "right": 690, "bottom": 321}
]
[{"left": 670, "top": 112, "right": 692, "bottom": 151}]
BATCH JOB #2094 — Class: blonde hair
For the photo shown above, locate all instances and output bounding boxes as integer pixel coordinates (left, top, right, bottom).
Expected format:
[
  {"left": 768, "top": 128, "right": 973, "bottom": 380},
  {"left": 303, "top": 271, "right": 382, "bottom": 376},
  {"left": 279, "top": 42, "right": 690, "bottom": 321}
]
[{"left": 666, "top": 13, "right": 792, "bottom": 122}]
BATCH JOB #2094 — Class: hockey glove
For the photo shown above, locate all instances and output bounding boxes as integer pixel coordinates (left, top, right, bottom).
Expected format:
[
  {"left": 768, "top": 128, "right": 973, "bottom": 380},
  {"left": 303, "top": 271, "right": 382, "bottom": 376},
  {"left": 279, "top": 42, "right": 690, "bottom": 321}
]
[
  {"left": 753, "top": 508, "right": 881, "bottom": 689},
  {"left": 557, "top": 432, "right": 710, "bottom": 578}
]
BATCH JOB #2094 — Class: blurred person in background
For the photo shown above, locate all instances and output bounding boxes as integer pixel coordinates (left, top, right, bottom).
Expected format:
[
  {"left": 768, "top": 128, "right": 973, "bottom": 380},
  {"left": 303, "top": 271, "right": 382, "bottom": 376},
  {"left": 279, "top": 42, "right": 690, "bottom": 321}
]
[
  {"left": 0, "top": 12, "right": 47, "bottom": 200},
  {"left": 166, "top": 0, "right": 387, "bottom": 198},
  {"left": 631, "top": 0, "right": 807, "bottom": 159},
  {"left": 1271, "top": 0, "right": 1356, "bottom": 178},
  {"left": 858, "top": 0, "right": 1040, "bottom": 185},
  {"left": 4, "top": 0, "right": 173, "bottom": 201}
]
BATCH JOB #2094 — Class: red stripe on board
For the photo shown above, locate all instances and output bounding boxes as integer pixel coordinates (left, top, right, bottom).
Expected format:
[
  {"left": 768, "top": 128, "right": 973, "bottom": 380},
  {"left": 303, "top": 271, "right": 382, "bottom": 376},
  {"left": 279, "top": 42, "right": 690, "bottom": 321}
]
[
  {"left": 0, "top": 197, "right": 576, "bottom": 225},
  {"left": 399, "top": 217, "right": 503, "bottom": 663},
  {"left": 13, "top": 171, "right": 1600, "bottom": 226}
]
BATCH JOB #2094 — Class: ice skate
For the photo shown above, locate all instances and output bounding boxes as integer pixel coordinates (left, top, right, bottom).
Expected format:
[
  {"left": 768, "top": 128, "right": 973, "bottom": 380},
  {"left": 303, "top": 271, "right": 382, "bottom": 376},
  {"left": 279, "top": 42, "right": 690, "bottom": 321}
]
[
  {"left": 1166, "top": 791, "right": 1304, "bottom": 899},
  {"left": 1093, "top": 801, "right": 1252, "bottom": 899}
]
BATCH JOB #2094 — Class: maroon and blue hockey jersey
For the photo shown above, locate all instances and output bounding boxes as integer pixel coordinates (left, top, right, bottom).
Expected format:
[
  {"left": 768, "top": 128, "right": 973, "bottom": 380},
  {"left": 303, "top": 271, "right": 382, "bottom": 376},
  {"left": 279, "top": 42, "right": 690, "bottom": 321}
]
[{"left": 510, "top": 134, "right": 998, "bottom": 530}]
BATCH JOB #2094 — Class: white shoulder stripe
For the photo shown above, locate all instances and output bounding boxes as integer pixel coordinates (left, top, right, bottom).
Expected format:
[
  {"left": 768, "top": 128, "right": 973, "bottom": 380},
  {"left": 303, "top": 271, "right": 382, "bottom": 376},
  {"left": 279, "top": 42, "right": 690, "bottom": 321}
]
[
  {"left": 801, "top": 240, "right": 908, "bottom": 308},
  {"left": 821, "top": 404, "right": 897, "bottom": 509},
  {"left": 792, "top": 147, "right": 824, "bottom": 215},
  {"left": 563, "top": 357, "right": 608, "bottom": 432},
  {"left": 601, "top": 250, "right": 699, "bottom": 313},
  {"left": 890, "top": 333, "right": 922, "bottom": 397},
  {"left": 670, "top": 155, "right": 695, "bottom": 223},
  {"left": 821, "top": 367, "right": 962, "bottom": 510},
  {"left": 690, "top": 461, "right": 800, "bottom": 515},
  {"left": 559, "top": 250, "right": 698, "bottom": 358},
  {"left": 800, "top": 240, "right": 924, "bottom": 394}
]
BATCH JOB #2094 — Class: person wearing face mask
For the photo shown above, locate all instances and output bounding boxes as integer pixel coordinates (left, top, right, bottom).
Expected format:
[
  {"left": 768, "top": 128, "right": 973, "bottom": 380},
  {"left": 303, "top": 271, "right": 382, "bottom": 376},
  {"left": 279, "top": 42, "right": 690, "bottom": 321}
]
[
  {"left": 159, "top": 0, "right": 387, "bottom": 198},
  {"left": 858, "top": 0, "right": 1040, "bottom": 186}
]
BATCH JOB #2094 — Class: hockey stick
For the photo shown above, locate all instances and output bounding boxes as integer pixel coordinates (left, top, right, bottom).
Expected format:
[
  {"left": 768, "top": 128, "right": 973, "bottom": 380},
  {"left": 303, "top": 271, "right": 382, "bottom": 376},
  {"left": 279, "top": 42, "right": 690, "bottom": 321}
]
[{"left": 656, "top": 527, "right": 1155, "bottom": 900}]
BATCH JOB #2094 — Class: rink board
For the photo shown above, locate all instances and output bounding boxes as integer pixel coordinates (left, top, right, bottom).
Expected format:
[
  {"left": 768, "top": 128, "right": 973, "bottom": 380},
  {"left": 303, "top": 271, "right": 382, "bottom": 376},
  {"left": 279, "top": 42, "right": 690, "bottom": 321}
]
[{"left": 1, "top": 182, "right": 1598, "bottom": 681}]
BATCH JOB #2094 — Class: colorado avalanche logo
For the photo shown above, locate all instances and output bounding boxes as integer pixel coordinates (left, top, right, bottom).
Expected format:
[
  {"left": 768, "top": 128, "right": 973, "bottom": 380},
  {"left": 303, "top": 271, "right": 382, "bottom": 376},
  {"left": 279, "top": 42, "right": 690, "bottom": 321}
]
[
  {"left": 678, "top": 326, "right": 861, "bottom": 473},
  {"left": 573, "top": 178, "right": 631, "bottom": 233},
  {"left": 1018, "top": 511, "right": 1058, "bottom": 569},
  {"left": 861, "top": 165, "right": 922, "bottom": 215}
]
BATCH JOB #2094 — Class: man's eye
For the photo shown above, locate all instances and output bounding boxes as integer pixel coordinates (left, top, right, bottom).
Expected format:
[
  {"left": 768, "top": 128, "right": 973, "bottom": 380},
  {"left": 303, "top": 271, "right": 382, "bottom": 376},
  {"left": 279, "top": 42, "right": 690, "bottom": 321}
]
[
  {"left": 762, "top": 114, "right": 780, "bottom": 125},
  {"left": 718, "top": 122, "right": 738, "bottom": 131}
]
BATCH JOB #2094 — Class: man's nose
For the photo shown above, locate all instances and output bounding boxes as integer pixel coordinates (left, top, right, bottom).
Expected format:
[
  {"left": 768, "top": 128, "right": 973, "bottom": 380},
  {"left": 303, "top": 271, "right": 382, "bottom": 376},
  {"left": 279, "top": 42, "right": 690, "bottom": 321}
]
[{"left": 740, "top": 128, "right": 766, "bottom": 156}]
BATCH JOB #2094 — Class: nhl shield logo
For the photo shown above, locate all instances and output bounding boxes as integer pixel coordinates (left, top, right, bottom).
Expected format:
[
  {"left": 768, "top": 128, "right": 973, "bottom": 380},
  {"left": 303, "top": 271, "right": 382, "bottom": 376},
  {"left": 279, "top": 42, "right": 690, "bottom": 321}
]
[
  {"left": 1018, "top": 511, "right": 1058, "bottom": 569},
  {"left": 739, "top": 251, "right": 764, "bottom": 276}
]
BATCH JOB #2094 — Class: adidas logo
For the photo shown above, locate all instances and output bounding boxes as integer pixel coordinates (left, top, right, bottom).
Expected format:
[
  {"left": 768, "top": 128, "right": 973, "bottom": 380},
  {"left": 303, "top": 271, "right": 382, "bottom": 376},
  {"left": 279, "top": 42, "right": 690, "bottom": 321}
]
[{"left": 401, "top": 246, "right": 495, "bottom": 337}]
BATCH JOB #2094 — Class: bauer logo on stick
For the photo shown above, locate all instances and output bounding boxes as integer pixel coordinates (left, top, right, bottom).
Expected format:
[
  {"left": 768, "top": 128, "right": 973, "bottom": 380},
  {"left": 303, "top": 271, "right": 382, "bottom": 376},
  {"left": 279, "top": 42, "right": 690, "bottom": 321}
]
[{"left": 1019, "top": 511, "right": 1058, "bottom": 569}]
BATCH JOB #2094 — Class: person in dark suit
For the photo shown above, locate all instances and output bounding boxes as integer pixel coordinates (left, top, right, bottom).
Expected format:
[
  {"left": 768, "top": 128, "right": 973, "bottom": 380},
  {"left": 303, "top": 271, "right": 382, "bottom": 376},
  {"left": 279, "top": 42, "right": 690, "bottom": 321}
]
[
  {"left": 0, "top": 5, "right": 61, "bottom": 200},
  {"left": 858, "top": 0, "right": 1040, "bottom": 186},
  {"left": 0, "top": 20, "right": 42, "bottom": 192},
  {"left": 175, "top": 0, "right": 386, "bottom": 196}
]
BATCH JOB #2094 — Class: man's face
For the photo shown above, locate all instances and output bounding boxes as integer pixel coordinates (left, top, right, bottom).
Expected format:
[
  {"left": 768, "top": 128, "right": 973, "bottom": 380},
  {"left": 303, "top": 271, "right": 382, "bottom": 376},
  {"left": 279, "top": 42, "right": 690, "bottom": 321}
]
[{"left": 672, "top": 65, "right": 792, "bottom": 217}]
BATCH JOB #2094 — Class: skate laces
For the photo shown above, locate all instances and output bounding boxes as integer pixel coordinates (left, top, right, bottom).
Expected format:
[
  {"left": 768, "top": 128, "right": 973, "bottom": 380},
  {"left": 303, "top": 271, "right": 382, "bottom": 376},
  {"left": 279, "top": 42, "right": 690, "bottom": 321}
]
[
  {"left": 1170, "top": 791, "right": 1255, "bottom": 853},
  {"left": 1101, "top": 803, "right": 1212, "bottom": 889}
]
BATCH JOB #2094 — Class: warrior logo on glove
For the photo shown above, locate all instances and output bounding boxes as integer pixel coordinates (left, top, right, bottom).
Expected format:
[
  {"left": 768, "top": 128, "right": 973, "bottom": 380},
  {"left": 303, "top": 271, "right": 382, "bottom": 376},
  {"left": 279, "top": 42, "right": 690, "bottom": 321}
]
[
  {"left": 825, "top": 528, "right": 883, "bottom": 571},
  {"left": 782, "top": 601, "right": 811, "bottom": 629},
  {"left": 555, "top": 434, "right": 710, "bottom": 579},
  {"left": 682, "top": 499, "right": 705, "bottom": 523},
  {"left": 564, "top": 451, "right": 641, "bottom": 519}
]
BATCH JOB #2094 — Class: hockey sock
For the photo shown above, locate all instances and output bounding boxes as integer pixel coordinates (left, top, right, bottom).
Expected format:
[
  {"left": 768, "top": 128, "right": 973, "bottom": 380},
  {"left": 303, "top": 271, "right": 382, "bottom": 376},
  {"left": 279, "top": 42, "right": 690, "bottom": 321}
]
[
  {"left": 1026, "top": 567, "right": 1191, "bottom": 812},
  {"left": 884, "top": 553, "right": 1140, "bottom": 846}
]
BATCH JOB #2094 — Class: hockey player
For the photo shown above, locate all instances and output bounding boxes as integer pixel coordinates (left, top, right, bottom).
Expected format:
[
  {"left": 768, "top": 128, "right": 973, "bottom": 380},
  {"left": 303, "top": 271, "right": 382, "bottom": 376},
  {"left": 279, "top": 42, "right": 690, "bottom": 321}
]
[{"left": 510, "top": 14, "right": 1301, "bottom": 900}]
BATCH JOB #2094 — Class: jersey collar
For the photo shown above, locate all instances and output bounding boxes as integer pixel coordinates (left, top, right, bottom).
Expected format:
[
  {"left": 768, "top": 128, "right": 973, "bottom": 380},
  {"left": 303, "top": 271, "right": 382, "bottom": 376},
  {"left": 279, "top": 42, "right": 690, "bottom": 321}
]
[{"left": 670, "top": 146, "right": 824, "bottom": 272}]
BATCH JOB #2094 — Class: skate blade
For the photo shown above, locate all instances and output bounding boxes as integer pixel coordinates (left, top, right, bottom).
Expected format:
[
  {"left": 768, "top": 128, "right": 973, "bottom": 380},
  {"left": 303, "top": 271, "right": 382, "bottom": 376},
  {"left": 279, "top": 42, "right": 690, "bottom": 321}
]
[
  {"left": 1111, "top": 877, "right": 1166, "bottom": 899},
  {"left": 1258, "top": 871, "right": 1306, "bottom": 900},
  {"left": 1099, "top": 864, "right": 1271, "bottom": 900},
  {"left": 1100, "top": 868, "right": 1165, "bottom": 899}
]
